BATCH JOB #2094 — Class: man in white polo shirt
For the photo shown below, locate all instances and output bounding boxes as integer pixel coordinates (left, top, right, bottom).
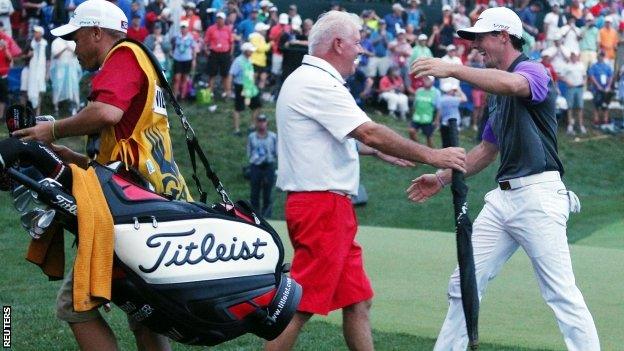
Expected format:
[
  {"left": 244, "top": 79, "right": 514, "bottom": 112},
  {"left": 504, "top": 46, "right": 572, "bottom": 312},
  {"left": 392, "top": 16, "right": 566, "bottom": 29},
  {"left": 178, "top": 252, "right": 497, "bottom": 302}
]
[{"left": 266, "top": 10, "right": 466, "bottom": 351}]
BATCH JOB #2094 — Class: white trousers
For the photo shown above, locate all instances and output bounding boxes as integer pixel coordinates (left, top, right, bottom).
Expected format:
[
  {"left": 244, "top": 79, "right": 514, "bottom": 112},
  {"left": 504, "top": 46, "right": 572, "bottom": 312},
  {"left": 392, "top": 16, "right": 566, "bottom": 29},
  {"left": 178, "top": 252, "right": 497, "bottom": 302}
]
[
  {"left": 433, "top": 179, "right": 600, "bottom": 351},
  {"left": 379, "top": 91, "right": 409, "bottom": 114}
]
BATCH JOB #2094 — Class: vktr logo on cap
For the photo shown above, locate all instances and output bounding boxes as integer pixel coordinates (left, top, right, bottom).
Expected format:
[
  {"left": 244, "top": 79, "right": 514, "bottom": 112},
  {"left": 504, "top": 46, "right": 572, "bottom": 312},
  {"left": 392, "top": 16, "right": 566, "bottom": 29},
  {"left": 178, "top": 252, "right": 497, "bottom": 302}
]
[{"left": 121, "top": 20, "right": 128, "bottom": 29}]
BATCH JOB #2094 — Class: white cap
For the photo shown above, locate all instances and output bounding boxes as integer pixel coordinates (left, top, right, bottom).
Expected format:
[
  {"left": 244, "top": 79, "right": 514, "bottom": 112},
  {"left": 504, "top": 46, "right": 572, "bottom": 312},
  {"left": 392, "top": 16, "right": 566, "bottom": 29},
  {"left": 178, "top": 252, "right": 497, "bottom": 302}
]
[
  {"left": 585, "top": 13, "right": 595, "bottom": 21},
  {"left": 184, "top": 2, "right": 196, "bottom": 9},
  {"left": 278, "top": 13, "right": 289, "bottom": 24},
  {"left": 442, "top": 4, "right": 452, "bottom": 11},
  {"left": 457, "top": 7, "right": 524, "bottom": 42},
  {"left": 605, "top": 16, "right": 613, "bottom": 22},
  {"left": 51, "top": 0, "right": 128, "bottom": 39},
  {"left": 33, "top": 25, "right": 44, "bottom": 34},
  {"left": 441, "top": 82, "right": 455, "bottom": 92},
  {"left": 241, "top": 42, "right": 256, "bottom": 52},
  {"left": 180, "top": 20, "right": 189, "bottom": 27},
  {"left": 254, "top": 22, "right": 270, "bottom": 32},
  {"left": 396, "top": 27, "right": 406, "bottom": 35},
  {"left": 418, "top": 33, "right": 428, "bottom": 40},
  {"left": 541, "top": 47, "right": 556, "bottom": 57},
  {"left": 446, "top": 44, "right": 457, "bottom": 51},
  {"left": 392, "top": 3, "right": 404, "bottom": 11},
  {"left": 216, "top": 11, "right": 226, "bottom": 19},
  {"left": 269, "top": 6, "right": 278, "bottom": 12},
  {"left": 259, "top": 0, "right": 271, "bottom": 7}
]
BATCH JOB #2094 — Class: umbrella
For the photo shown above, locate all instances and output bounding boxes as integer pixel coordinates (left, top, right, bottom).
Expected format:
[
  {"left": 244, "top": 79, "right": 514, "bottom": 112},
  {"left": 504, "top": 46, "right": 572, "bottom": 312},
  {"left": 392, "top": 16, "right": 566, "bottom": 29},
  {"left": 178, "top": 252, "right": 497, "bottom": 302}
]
[{"left": 444, "top": 118, "right": 479, "bottom": 350}]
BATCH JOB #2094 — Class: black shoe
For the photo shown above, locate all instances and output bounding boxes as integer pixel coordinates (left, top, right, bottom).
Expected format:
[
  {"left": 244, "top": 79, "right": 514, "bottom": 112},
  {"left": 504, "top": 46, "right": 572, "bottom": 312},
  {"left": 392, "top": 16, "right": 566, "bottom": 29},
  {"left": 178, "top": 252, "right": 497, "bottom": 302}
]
[{"left": 233, "top": 130, "right": 242, "bottom": 137}]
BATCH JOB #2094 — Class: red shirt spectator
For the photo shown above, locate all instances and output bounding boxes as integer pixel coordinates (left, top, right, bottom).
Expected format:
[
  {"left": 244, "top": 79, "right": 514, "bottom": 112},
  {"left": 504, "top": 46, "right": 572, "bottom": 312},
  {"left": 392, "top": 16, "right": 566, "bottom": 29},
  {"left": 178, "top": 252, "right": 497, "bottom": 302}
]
[
  {"left": 269, "top": 24, "right": 286, "bottom": 55},
  {"left": 127, "top": 26, "right": 149, "bottom": 42},
  {"left": 204, "top": 22, "right": 233, "bottom": 53},
  {"left": 379, "top": 74, "right": 405, "bottom": 92},
  {"left": 0, "top": 45, "right": 11, "bottom": 76},
  {"left": 89, "top": 47, "right": 147, "bottom": 163}
]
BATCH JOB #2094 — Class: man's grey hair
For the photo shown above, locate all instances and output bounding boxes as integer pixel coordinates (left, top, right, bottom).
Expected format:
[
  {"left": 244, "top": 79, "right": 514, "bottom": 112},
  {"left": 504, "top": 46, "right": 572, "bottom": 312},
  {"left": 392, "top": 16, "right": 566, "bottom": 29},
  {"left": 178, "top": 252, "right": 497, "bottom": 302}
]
[{"left": 308, "top": 11, "right": 361, "bottom": 55}]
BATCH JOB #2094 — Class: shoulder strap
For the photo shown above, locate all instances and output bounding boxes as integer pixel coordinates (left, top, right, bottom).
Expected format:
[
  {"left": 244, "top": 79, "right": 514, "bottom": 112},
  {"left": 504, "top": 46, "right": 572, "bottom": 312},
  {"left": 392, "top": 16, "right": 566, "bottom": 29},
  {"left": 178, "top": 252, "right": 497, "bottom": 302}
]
[{"left": 113, "top": 38, "right": 233, "bottom": 205}]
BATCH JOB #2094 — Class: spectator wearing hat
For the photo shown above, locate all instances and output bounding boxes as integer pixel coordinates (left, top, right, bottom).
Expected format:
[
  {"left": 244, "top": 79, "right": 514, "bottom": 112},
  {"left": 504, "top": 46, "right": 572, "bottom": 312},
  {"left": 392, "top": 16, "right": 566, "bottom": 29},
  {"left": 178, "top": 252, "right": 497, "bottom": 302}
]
[
  {"left": 580, "top": 14, "right": 599, "bottom": 68},
  {"left": 368, "top": 20, "right": 393, "bottom": 77},
  {"left": 237, "top": 7, "right": 259, "bottom": 41},
  {"left": 230, "top": 42, "right": 262, "bottom": 135},
  {"left": 599, "top": 16, "right": 618, "bottom": 63},
  {"left": 268, "top": 13, "right": 288, "bottom": 82},
  {"left": 436, "top": 82, "right": 467, "bottom": 147},
  {"left": 249, "top": 22, "right": 271, "bottom": 90},
  {"left": 435, "top": 5, "right": 456, "bottom": 56},
  {"left": 561, "top": 51, "right": 587, "bottom": 135},
  {"left": 172, "top": 20, "right": 196, "bottom": 100},
  {"left": 0, "top": 0, "right": 14, "bottom": 38},
  {"left": 410, "top": 33, "right": 433, "bottom": 64},
  {"left": 540, "top": 49, "right": 559, "bottom": 89},
  {"left": 409, "top": 75, "right": 439, "bottom": 147},
  {"left": 180, "top": 2, "right": 202, "bottom": 37},
  {"left": 543, "top": 3, "right": 563, "bottom": 45},
  {"left": 439, "top": 44, "right": 462, "bottom": 90},
  {"left": 388, "top": 28, "right": 412, "bottom": 84},
  {"left": 267, "top": 6, "right": 279, "bottom": 25},
  {"left": 145, "top": 0, "right": 168, "bottom": 33},
  {"left": 358, "top": 27, "right": 375, "bottom": 73},
  {"left": 127, "top": 14, "right": 149, "bottom": 42},
  {"left": 21, "top": 25, "right": 46, "bottom": 115},
  {"left": 588, "top": 51, "right": 613, "bottom": 127},
  {"left": 379, "top": 66, "right": 410, "bottom": 120},
  {"left": 257, "top": 0, "right": 272, "bottom": 23},
  {"left": 287, "top": 4, "right": 301, "bottom": 33},
  {"left": 384, "top": 3, "right": 405, "bottom": 36},
  {"left": 406, "top": 0, "right": 424, "bottom": 31},
  {"left": 204, "top": 11, "right": 234, "bottom": 98},
  {"left": 247, "top": 113, "right": 277, "bottom": 218},
  {"left": 49, "top": 37, "right": 81, "bottom": 116},
  {"left": 361, "top": 9, "right": 380, "bottom": 31},
  {"left": 404, "top": 23, "right": 418, "bottom": 46}
]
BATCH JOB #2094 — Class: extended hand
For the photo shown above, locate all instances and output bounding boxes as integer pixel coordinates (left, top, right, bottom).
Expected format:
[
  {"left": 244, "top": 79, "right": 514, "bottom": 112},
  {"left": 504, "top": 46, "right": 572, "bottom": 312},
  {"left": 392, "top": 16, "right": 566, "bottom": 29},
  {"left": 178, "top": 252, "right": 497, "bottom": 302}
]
[
  {"left": 406, "top": 174, "right": 442, "bottom": 203},
  {"left": 429, "top": 147, "right": 466, "bottom": 172},
  {"left": 12, "top": 122, "right": 54, "bottom": 144},
  {"left": 411, "top": 57, "right": 457, "bottom": 79}
]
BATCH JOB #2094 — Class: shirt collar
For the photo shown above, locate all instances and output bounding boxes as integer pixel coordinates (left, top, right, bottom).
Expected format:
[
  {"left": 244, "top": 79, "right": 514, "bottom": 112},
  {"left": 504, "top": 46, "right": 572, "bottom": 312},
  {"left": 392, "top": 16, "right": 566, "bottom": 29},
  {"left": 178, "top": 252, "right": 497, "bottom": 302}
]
[{"left": 302, "top": 55, "right": 346, "bottom": 84}]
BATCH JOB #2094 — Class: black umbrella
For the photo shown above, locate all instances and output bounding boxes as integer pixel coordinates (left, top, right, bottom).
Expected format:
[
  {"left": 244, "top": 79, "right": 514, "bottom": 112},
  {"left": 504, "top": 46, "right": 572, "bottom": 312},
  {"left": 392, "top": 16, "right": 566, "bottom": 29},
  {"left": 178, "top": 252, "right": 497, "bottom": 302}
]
[{"left": 444, "top": 119, "right": 479, "bottom": 350}]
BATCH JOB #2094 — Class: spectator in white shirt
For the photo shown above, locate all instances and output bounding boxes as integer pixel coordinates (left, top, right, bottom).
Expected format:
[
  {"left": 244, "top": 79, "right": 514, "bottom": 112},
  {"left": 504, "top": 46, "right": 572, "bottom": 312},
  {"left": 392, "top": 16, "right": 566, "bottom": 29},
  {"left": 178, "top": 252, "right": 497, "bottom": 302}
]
[
  {"left": 561, "top": 51, "right": 587, "bottom": 134},
  {"left": 440, "top": 44, "right": 463, "bottom": 90},
  {"left": 543, "top": 4, "right": 563, "bottom": 45},
  {"left": 559, "top": 14, "right": 581, "bottom": 54}
]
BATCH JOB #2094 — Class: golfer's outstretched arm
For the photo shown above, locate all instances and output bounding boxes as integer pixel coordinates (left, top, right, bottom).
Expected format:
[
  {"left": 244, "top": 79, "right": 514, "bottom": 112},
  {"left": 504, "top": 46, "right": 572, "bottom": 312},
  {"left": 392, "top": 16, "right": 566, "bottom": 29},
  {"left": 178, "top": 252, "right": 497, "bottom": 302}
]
[
  {"left": 407, "top": 141, "right": 498, "bottom": 203},
  {"left": 350, "top": 121, "right": 466, "bottom": 172},
  {"left": 411, "top": 57, "right": 531, "bottom": 98}
]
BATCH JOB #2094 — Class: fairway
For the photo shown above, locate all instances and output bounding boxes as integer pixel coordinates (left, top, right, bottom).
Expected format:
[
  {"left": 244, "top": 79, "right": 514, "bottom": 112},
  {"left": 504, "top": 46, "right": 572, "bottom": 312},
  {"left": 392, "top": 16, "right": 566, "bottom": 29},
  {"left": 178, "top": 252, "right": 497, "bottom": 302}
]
[{"left": 267, "top": 222, "right": 624, "bottom": 351}]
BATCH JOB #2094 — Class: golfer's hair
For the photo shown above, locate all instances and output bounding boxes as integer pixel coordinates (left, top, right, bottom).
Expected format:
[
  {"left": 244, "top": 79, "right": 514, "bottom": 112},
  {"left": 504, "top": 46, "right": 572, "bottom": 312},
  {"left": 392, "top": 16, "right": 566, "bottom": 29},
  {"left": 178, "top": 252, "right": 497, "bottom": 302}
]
[
  {"left": 102, "top": 28, "right": 127, "bottom": 41},
  {"left": 308, "top": 10, "right": 361, "bottom": 56}
]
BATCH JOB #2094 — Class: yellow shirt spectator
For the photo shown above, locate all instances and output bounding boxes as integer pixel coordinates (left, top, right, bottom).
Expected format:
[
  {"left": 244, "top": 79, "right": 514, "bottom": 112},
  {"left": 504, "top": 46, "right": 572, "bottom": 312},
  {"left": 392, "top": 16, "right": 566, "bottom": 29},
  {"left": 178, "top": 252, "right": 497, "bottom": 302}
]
[{"left": 249, "top": 23, "right": 271, "bottom": 68}]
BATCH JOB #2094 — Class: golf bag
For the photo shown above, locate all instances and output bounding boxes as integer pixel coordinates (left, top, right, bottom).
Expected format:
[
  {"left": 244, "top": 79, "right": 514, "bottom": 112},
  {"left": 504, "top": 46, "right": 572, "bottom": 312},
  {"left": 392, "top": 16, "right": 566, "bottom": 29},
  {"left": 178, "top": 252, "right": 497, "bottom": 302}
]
[{"left": 0, "top": 137, "right": 302, "bottom": 346}]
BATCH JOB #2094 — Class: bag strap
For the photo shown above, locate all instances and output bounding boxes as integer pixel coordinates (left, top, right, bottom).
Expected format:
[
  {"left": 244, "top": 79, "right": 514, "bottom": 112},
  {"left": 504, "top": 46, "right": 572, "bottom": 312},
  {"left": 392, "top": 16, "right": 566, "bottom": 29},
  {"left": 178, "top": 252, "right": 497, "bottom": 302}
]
[{"left": 114, "top": 38, "right": 233, "bottom": 206}]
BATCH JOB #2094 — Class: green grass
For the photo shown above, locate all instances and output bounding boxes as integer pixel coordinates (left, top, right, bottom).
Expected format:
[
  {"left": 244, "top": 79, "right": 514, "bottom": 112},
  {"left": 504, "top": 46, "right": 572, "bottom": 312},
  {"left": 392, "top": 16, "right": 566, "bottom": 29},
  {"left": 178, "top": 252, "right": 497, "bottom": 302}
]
[{"left": 1, "top": 98, "right": 622, "bottom": 350}]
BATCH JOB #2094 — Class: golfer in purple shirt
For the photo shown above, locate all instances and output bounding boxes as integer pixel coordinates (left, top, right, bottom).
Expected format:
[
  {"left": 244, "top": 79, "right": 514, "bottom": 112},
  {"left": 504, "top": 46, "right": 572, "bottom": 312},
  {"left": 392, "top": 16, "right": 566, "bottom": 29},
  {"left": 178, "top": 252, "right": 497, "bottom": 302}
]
[{"left": 409, "top": 7, "right": 600, "bottom": 351}]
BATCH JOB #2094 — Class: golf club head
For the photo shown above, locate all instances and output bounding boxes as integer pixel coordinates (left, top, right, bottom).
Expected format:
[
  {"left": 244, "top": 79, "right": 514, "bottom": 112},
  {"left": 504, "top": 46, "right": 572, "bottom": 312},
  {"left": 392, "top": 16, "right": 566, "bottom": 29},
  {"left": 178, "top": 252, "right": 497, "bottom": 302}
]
[
  {"left": 20, "top": 208, "right": 44, "bottom": 231},
  {"left": 36, "top": 209, "right": 56, "bottom": 230},
  {"left": 13, "top": 185, "right": 34, "bottom": 213}
]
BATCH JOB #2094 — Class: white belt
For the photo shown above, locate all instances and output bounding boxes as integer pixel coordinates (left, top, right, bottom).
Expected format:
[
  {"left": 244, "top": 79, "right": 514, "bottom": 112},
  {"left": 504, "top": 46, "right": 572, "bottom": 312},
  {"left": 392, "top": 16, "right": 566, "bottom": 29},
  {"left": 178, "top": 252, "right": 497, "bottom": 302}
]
[{"left": 498, "top": 171, "right": 561, "bottom": 190}]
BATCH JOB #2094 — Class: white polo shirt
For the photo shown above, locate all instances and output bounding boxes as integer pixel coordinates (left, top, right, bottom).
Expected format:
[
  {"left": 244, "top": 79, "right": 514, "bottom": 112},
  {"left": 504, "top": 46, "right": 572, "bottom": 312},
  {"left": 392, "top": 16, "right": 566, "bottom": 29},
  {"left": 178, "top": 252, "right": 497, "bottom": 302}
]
[{"left": 276, "top": 55, "right": 371, "bottom": 196}]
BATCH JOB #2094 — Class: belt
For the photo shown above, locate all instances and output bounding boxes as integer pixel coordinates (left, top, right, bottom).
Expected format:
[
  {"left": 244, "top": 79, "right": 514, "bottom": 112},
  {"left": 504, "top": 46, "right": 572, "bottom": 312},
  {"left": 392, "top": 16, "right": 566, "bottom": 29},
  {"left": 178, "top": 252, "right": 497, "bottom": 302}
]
[
  {"left": 498, "top": 171, "right": 561, "bottom": 190},
  {"left": 329, "top": 190, "right": 352, "bottom": 199}
]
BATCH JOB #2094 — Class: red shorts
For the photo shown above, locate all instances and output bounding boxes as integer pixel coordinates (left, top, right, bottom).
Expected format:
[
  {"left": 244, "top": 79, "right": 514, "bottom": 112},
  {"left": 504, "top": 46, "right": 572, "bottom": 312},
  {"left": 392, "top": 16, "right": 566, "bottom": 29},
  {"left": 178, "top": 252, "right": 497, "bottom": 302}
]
[{"left": 285, "top": 191, "right": 374, "bottom": 315}]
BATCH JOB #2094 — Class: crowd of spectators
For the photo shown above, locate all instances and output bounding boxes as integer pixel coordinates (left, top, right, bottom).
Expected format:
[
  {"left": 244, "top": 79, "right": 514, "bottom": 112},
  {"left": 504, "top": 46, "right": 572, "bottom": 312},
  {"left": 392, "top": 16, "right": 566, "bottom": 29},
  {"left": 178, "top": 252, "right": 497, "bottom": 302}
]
[{"left": 2, "top": 0, "right": 624, "bottom": 137}]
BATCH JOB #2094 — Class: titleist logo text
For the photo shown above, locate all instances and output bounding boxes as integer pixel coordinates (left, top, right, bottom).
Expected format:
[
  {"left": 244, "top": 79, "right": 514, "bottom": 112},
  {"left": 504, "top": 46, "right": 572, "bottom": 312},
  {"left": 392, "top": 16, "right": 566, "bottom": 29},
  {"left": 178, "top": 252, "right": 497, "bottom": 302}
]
[{"left": 139, "top": 229, "right": 268, "bottom": 273}]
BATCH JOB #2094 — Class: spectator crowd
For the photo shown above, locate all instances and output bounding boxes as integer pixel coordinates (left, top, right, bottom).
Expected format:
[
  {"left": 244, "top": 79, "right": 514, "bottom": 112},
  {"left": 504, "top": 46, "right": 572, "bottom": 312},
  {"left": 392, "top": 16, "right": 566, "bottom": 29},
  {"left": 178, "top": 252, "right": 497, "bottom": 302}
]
[{"left": 1, "top": 0, "right": 624, "bottom": 216}]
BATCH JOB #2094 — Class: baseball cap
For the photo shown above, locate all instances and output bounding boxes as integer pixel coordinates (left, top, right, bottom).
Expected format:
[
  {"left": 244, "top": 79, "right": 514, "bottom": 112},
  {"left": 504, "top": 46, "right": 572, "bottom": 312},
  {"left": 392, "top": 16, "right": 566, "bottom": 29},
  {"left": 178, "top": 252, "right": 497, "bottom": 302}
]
[
  {"left": 257, "top": 114, "right": 268, "bottom": 121},
  {"left": 241, "top": 42, "right": 256, "bottom": 52},
  {"left": 441, "top": 82, "right": 455, "bottom": 92},
  {"left": 269, "top": 6, "right": 278, "bottom": 12},
  {"left": 180, "top": 20, "right": 189, "bottom": 27},
  {"left": 33, "top": 25, "right": 44, "bottom": 34},
  {"left": 216, "top": 11, "right": 226, "bottom": 19},
  {"left": 446, "top": 44, "right": 457, "bottom": 51},
  {"left": 51, "top": 0, "right": 128, "bottom": 39},
  {"left": 254, "top": 22, "right": 270, "bottom": 32},
  {"left": 605, "top": 16, "right": 613, "bottom": 23},
  {"left": 278, "top": 13, "right": 289, "bottom": 24},
  {"left": 259, "top": 0, "right": 271, "bottom": 7},
  {"left": 442, "top": 4, "right": 452, "bottom": 11},
  {"left": 184, "top": 1, "right": 196, "bottom": 9},
  {"left": 456, "top": 7, "right": 524, "bottom": 43},
  {"left": 418, "top": 33, "right": 428, "bottom": 40},
  {"left": 392, "top": 3, "right": 404, "bottom": 11}
]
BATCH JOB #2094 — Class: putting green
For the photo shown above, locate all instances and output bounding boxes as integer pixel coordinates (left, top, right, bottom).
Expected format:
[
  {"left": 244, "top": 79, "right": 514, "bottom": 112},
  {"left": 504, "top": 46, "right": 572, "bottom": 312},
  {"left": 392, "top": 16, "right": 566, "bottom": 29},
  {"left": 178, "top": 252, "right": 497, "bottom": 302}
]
[{"left": 270, "top": 221, "right": 624, "bottom": 350}]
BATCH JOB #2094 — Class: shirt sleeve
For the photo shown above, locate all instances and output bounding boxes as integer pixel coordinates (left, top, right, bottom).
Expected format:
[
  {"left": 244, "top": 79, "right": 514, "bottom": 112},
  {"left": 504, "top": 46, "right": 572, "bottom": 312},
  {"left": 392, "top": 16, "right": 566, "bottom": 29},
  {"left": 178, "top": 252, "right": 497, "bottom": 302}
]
[
  {"left": 89, "top": 47, "right": 144, "bottom": 112},
  {"left": 481, "top": 119, "right": 498, "bottom": 146},
  {"left": 514, "top": 61, "right": 550, "bottom": 104},
  {"left": 305, "top": 82, "right": 371, "bottom": 141}
]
